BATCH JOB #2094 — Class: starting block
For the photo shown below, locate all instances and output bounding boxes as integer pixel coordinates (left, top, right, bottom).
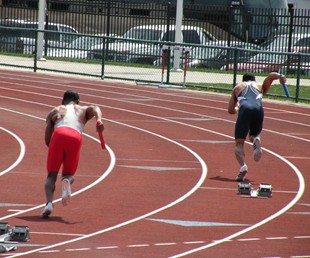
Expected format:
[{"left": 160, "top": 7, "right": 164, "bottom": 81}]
[
  {"left": 238, "top": 183, "right": 272, "bottom": 198},
  {"left": 258, "top": 183, "right": 272, "bottom": 197},
  {"left": 238, "top": 182, "right": 252, "bottom": 195},
  {"left": 0, "top": 224, "right": 30, "bottom": 242},
  {"left": 10, "top": 226, "right": 30, "bottom": 242},
  {"left": 0, "top": 223, "right": 9, "bottom": 235}
]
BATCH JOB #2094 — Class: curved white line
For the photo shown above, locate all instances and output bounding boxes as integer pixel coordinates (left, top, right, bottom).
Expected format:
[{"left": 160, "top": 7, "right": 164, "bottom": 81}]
[
  {"left": 0, "top": 136, "right": 116, "bottom": 222},
  {"left": 0, "top": 108, "right": 116, "bottom": 221},
  {"left": 0, "top": 126, "right": 26, "bottom": 176},
  {"left": 170, "top": 148, "right": 305, "bottom": 257},
  {"left": 0, "top": 82, "right": 305, "bottom": 257},
  {"left": 6, "top": 119, "right": 208, "bottom": 257}
]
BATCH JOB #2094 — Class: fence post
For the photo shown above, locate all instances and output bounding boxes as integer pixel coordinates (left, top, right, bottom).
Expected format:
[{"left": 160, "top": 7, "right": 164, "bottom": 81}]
[
  {"left": 44, "top": 0, "right": 50, "bottom": 57},
  {"left": 227, "top": 5, "right": 232, "bottom": 47},
  {"left": 295, "top": 53, "right": 301, "bottom": 103},
  {"left": 105, "top": 0, "right": 111, "bottom": 61},
  {"left": 101, "top": 37, "right": 106, "bottom": 80},
  {"left": 232, "top": 47, "right": 238, "bottom": 88},
  {"left": 165, "top": 2, "right": 171, "bottom": 84},
  {"left": 34, "top": 30, "right": 38, "bottom": 72},
  {"left": 166, "top": 43, "right": 171, "bottom": 84},
  {"left": 285, "top": 6, "right": 294, "bottom": 72}
]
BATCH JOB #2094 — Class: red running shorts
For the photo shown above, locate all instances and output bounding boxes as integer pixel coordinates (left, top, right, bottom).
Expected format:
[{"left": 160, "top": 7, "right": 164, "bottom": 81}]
[{"left": 47, "top": 127, "right": 82, "bottom": 175}]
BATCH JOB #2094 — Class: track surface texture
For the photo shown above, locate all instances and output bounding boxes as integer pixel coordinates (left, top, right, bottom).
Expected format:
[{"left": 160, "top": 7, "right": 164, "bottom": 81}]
[{"left": 0, "top": 69, "right": 309, "bottom": 258}]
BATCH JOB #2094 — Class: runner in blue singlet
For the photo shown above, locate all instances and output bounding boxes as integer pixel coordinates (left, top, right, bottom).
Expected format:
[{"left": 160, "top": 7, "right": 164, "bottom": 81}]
[{"left": 228, "top": 72, "right": 287, "bottom": 182}]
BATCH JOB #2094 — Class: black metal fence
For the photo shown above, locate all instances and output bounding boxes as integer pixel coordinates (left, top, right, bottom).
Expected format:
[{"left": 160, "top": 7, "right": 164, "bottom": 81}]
[
  {"left": 0, "top": 1, "right": 309, "bottom": 103},
  {"left": 1, "top": 1, "right": 310, "bottom": 43}
]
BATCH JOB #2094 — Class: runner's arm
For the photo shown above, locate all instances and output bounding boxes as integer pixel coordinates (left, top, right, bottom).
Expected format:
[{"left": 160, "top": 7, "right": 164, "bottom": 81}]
[
  {"left": 85, "top": 106, "right": 104, "bottom": 132},
  {"left": 228, "top": 86, "right": 238, "bottom": 114},
  {"left": 262, "top": 72, "right": 286, "bottom": 94},
  {"left": 45, "top": 109, "right": 57, "bottom": 146}
]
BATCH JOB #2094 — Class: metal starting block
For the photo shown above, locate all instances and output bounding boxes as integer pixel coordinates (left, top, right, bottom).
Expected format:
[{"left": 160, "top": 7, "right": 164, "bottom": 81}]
[
  {"left": 0, "top": 224, "right": 30, "bottom": 242},
  {"left": 258, "top": 183, "right": 272, "bottom": 197},
  {"left": 238, "top": 182, "right": 252, "bottom": 195},
  {"left": 10, "top": 226, "right": 30, "bottom": 242},
  {"left": 0, "top": 223, "right": 11, "bottom": 242},
  {"left": 0, "top": 223, "right": 9, "bottom": 235},
  {"left": 238, "top": 183, "right": 272, "bottom": 198}
]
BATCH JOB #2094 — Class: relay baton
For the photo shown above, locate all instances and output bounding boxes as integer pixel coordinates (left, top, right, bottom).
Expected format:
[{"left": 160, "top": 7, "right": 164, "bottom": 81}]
[
  {"left": 281, "top": 82, "right": 290, "bottom": 98},
  {"left": 280, "top": 74, "right": 290, "bottom": 98},
  {"left": 98, "top": 131, "right": 105, "bottom": 149},
  {"left": 96, "top": 121, "right": 105, "bottom": 149}
]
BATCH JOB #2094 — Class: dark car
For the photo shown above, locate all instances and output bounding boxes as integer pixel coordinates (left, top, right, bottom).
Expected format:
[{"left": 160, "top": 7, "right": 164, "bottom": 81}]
[{"left": 0, "top": 19, "right": 78, "bottom": 54}]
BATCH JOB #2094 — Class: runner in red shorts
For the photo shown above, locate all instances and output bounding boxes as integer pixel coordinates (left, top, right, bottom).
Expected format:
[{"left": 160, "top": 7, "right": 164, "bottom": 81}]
[{"left": 41, "top": 90, "right": 104, "bottom": 218}]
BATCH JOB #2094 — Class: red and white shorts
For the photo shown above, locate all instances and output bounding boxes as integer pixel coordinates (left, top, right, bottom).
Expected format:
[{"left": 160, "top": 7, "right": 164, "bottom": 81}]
[{"left": 47, "top": 127, "right": 82, "bottom": 175}]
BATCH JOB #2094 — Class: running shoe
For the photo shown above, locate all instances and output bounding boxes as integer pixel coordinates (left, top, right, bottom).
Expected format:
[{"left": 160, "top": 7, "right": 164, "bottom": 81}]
[
  {"left": 40, "top": 202, "right": 53, "bottom": 218},
  {"left": 235, "top": 164, "right": 248, "bottom": 182},
  {"left": 62, "top": 178, "right": 71, "bottom": 206},
  {"left": 253, "top": 137, "right": 262, "bottom": 162}
]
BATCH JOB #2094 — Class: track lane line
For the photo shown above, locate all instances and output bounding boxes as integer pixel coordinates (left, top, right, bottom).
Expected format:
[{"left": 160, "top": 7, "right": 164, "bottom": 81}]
[
  {"left": 169, "top": 149, "right": 305, "bottom": 257},
  {"left": 0, "top": 126, "right": 25, "bottom": 176},
  {"left": 5, "top": 118, "right": 208, "bottom": 257}
]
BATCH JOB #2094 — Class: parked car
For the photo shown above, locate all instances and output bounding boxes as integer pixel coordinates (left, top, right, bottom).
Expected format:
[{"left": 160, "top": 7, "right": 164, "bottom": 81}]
[
  {"left": 262, "top": 33, "right": 310, "bottom": 52},
  {"left": 187, "top": 42, "right": 262, "bottom": 69},
  {"left": 280, "top": 48, "right": 310, "bottom": 76},
  {"left": 222, "top": 46, "right": 310, "bottom": 74},
  {"left": 47, "top": 34, "right": 106, "bottom": 59},
  {"left": 0, "top": 19, "right": 78, "bottom": 54},
  {"left": 88, "top": 24, "right": 217, "bottom": 64},
  {"left": 221, "top": 51, "right": 288, "bottom": 73}
]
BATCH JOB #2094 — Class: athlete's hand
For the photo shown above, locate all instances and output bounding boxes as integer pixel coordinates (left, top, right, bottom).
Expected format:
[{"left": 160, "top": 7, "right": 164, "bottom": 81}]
[
  {"left": 96, "top": 120, "right": 104, "bottom": 132},
  {"left": 279, "top": 74, "right": 287, "bottom": 84}
]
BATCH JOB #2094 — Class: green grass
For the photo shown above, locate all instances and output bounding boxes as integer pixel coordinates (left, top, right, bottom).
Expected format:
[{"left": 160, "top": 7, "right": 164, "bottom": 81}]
[
  {"left": 185, "top": 82, "right": 310, "bottom": 103},
  {"left": 1, "top": 52, "right": 309, "bottom": 103}
]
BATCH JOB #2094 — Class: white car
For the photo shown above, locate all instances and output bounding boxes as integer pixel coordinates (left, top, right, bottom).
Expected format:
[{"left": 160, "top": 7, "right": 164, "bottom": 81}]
[
  {"left": 89, "top": 24, "right": 217, "bottom": 64},
  {"left": 47, "top": 35, "right": 105, "bottom": 59}
]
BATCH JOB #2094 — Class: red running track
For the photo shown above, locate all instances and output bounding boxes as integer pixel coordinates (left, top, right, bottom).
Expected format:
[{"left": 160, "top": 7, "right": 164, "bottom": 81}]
[{"left": 0, "top": 69, "right": 309, "bottom": 258}]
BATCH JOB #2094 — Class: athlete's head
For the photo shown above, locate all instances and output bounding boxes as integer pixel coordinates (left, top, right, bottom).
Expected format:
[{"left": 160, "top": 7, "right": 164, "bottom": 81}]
[
  {"left": 62, "top": 90, "right": 80, "bottom": 105},
  {"left": 242, "top": 73, "right": 256, "bottom": 82}
]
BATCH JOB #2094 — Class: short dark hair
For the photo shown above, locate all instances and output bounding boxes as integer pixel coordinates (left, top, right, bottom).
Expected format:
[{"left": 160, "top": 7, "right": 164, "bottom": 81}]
[
  {"left": 242, "top": 73, "right": 256, "bottom": 82},
  {"left": 62, "top": 90, "right": 80, "bottom": 104}
]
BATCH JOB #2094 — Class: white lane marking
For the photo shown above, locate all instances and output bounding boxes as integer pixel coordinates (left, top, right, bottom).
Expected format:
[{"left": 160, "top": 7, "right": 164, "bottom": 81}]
[
  {"left": 31, "top": 232, "right": 85, "bottom": 237},
  {"left": 0, "top": 108, "right": 116, "bottom": 223},
  {"left": 265, "top": 237, "right": 288, "bottom": 240},
  {"left": 23, "top": 235, "right": 310, "bottom": 255},
  {"left": 38, "top": 250, "right": 60, "bottom": 253},
  {"left": 3, "top": 114, "right": 207, "bottom": 257},
  {"left": 0, "top": 138, "right": 115, "bottom": 222},
  {"left": 170, "top": 151, "right": 305, "bottom": 258},
  {"left": 153, "top": 243, "right": 177, "bottom": 246},
  {"left": 127, "top": 244, "right": 150, "bottom": 248},
  {"left": 294, "top": 236, "right": 310, "bottom": 239},
  {"left": 0, "top": 80, "right": 306, "bottom": 256},
  {"left": 290, "top": 256, "right": 310, "bottom": 258},
  {"left": 1, "top": 86, "right": 310, "bottom": 144},
  {"left": 184, "top": 241, "right": 205, "bottom": 245},
  {"left": 65, "top": 248, "right": 91, "bottom": 252},
  {"left": 95, "top": 246, "right": 119, "bottom": 250},
  {"left": 0, "top": 126, "right": 25, "bottom": 177},
  {"left": 284, "top": 156, "right": 310, "bottom": 160},
  {"left": 237, "top": 238, "right": 260, "bottom": 241}
]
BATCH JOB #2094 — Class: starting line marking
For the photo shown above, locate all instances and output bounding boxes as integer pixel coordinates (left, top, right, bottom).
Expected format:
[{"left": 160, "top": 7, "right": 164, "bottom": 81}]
[{"left": 25, "top": 235, "right": 310, "bottom": 255}]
